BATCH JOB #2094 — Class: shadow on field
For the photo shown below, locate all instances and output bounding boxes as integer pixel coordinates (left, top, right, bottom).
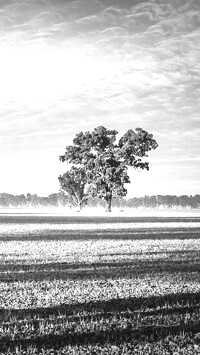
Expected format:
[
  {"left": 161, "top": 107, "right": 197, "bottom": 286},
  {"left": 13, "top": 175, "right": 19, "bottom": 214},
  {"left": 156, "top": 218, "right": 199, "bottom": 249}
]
[
  {"left": 1, "top": 291, "right": 200, "bottom": 351},
  {"left": 1, "top": 321, "right": 200, "bottom": 352},
  {"left": 1, "top": 216, "right": 200, "bottom": 224},
  {"left": 1, "top": 291, "right": 200, "bottom": 321},
  {"left": 0, "top": 229, "right": 200, "bottom": 241},
  {"left": 1, "top": 255, "right": 200, "bottom": 281}
]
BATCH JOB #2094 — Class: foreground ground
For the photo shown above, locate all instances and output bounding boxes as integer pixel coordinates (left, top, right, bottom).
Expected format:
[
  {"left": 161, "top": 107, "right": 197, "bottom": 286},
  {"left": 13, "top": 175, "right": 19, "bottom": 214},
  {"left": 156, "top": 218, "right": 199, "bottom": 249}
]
[{"left": 0, "top": 213, "right": 200, "bottom": 354}]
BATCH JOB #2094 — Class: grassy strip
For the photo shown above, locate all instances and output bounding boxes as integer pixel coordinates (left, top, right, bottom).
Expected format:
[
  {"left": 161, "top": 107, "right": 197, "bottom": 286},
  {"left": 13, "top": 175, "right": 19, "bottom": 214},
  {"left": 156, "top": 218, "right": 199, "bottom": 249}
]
[
  {"left": 1, "top": 216, "right": 200, "bottom": 224},
  {"left": 1, "top": 320, "right": 200, "bottom": 352},
  {"left": 0, "top": 305, "right": 200, "bottom": 340},
  {"left": 1, "top": 339, "right": 200, "bottom": 355},
  {"left": 1, "top": 291, "right": 200, "bottom": 321},
  {"left": 1, "top": 229, "right": 200, "bottom": 241},
  {"left": 1, "top": 260, "right": 200, "bottom": 282}
]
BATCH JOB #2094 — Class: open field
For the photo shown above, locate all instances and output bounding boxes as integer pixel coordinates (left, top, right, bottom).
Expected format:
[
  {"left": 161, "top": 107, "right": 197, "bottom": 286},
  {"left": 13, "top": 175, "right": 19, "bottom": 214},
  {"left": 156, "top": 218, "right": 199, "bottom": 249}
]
[{"left": 0, "top": 213, "right": 200, "bottom": 354}]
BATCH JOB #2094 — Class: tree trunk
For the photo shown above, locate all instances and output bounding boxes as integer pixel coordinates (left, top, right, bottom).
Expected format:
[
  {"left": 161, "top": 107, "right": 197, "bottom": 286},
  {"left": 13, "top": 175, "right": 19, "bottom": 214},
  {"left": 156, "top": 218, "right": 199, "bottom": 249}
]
[
  {"left": 76, "top": 200, "right": 82, "bottom": 211},
  {"left": 105, "top": 196, "right": 112, "bottom": 212}
]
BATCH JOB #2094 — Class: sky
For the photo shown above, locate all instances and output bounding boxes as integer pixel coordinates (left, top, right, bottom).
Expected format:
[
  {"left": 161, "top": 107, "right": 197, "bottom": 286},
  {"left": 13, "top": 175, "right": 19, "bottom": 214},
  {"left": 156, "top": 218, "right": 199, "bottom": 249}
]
[{"left": 0, "top": 0, "right": 200, "bottom": 197}]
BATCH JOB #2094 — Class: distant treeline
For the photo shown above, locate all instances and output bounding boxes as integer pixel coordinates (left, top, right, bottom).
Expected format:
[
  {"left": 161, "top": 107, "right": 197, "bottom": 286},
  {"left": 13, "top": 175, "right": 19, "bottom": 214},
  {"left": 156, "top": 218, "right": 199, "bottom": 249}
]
[{"left": 0, "top": 193, "right": 200, "bottom": 209}]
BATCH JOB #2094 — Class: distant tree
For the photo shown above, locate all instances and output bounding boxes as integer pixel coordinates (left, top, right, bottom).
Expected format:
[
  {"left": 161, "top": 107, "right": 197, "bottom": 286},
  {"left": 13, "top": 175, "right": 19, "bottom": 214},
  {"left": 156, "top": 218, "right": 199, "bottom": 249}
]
[
  {"left": 148, "top": 195, "right": 157, "bottom": 208},
  {"left": 127, "top": 197, "right": 141, "bottom": 208},
  {"left": 0, "top": 192, "right": 200, "bottom": 209},
  {"left": 0, "top": 193, "right": 16, "bottom": 207},
  {"left": 178, "top": 195, "right": 191, "bottom": 209},
  {"left": 190, "top": 195, "right": 200, "bottom": 209},
  {"left": 60, "top": 126, "right": 158, "bottom": 212},
  {"left": 26, "top": 193, "right": 32, "bottom": 207},
  {"left": 48, "top": 193, "right": 60, "bottom": 207},
  {"left": 0, "top": 194, "right": 9, "bottom": 207},
  {"left": 15, "top": 194, "right": 26, "bottom": 207},
  {"left": 58, "top": 166, "right": 88, "bottom": 210},
  {"left": 31, "top": 194, "right": 39, "bottom": 207},
  {"left": 142, "top": 195, "right": 157, "bottom": 208}
]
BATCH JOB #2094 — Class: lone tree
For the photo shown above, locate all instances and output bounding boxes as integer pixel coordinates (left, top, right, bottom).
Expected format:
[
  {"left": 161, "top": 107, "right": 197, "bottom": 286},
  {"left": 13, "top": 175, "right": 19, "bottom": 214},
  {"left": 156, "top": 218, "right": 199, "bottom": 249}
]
[
  {"left": 59, "top": 126, "right": 158, "bottom": 212},
  {"left": 58, "top": 166, "right": 88, "bottom": 210}
]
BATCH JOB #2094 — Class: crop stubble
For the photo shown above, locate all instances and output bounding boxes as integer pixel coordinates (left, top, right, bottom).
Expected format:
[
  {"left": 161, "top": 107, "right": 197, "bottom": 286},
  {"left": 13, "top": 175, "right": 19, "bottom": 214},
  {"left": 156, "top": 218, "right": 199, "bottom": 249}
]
[{"left": 0, "top": 215, "right": 200, "bottom": 354}]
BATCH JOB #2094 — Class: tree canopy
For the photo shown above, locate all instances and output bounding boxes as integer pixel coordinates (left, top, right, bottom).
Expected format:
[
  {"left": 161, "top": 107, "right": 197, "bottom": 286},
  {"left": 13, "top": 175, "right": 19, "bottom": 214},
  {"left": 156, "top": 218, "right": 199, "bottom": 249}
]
[
  {"left": 58, "top": 166, "right": 88, "bottom": 210},
  {"left": 59, "top": 126, "right": 158, "bottom": 211}
]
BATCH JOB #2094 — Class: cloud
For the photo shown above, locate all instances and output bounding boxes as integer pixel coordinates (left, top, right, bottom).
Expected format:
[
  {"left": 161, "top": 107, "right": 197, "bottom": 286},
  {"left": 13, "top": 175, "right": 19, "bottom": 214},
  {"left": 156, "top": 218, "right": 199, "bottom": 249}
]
[{"left": 0, "top": 0, "right": 200, "bottom": 194}]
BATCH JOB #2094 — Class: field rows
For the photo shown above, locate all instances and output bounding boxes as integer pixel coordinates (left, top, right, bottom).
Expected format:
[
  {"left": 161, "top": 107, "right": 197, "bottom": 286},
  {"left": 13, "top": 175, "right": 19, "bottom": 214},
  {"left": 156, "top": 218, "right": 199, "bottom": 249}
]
[
  {"left": 0, "top": 216, "right": 200, "bottom": 354},
  {"left": 1, "top": 222, "right": 200, "bottom": 235}
]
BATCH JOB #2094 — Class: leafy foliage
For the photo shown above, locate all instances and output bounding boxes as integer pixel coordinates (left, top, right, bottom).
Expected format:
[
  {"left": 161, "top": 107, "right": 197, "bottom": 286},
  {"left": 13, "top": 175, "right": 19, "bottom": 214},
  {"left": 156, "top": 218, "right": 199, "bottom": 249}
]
[
  {"left": 118, "top": 128, "right": 158, "bottom": 169},
  {"left": 60, "top": 126, "right": 158, "bottom": 211},
  {"left": 58, "top": 167, "right": 88, "bottom": 210}
]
